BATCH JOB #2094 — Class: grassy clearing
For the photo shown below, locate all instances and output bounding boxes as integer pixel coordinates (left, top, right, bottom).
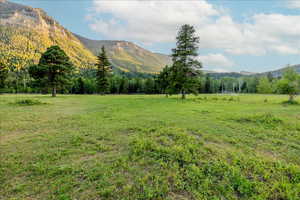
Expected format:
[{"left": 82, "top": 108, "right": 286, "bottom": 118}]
[{"left": 1, "top": 94, "right": 300, "bottom": 199}]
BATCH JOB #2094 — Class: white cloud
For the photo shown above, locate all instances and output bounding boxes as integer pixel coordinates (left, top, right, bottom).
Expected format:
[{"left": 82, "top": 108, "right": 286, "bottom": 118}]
[
  {"left": 271, "top": 45, "right": 300, "bottom": 55},
  {"left": 87, "top": 0, "right": 300, "bottom": 56},
  {"left": 286, "top": 0, "right": 300, "bottom": 9},
  {"left": 198, "top": 53, "right": 235, "bottom": 68},
  {"left": 89, "top": 0, "right": 219, "bottom": 44}
]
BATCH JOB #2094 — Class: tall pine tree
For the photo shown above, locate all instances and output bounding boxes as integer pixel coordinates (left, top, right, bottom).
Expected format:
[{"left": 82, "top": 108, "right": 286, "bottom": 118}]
[
  {"left": 96, "top": 46, "right": 112, "bottom": 94},
  {"left": 169, "top": 24, "right": 202, "bottom": 99},
  {"left": 157, "top": 65, "right": 171, "bottom": 97},
  {"left": 28, "top": 45, "right": 74, "bottom": 97}
]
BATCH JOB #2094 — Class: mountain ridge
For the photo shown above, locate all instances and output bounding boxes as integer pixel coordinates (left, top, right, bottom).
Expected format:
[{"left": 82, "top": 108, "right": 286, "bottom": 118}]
[
  {"left": 260, "top": 64, "right": 300, "bottom": 77},
  {"left": 74, "top": 33, "right": 172, "bottom": 73},
  {"left": 0, "top": 0, "right": 171, "bottom": 73},
  {"left": 0, "top": 0, "right": 97, "bottom": 69}
]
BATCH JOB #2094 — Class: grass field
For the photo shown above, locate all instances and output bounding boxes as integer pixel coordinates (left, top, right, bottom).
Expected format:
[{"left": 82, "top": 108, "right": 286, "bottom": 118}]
[{"left": 1, "top": 94, "right": 300, "bottom": 200}]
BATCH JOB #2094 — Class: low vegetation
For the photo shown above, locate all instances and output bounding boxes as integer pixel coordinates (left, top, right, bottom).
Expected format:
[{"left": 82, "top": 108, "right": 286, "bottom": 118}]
[
  {"left": 1, "top": 94, "right": 300, "bottom": 199},
  {"left": 13, "top": 98, "right": 46, "bottom": 106}
]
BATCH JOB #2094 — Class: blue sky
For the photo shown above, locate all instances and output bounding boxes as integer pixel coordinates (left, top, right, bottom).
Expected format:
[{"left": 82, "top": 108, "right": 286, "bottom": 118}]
[{"left": 10, "top": 0, "right": 300, "bottom": 72}]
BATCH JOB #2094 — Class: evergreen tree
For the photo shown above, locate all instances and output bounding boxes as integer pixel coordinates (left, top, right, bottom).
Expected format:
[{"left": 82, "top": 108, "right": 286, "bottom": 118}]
[
  {"left": 267, "top": 72, "right": 274, "bottom": 82},
  {"left": 144, "top": 78, "right": 155, "bottom": 94},
  {"left": 96, "top": 46, "right": 112, "bottom": 94},
  {"left": 204, "top": 75, "right": 212, "bottom": 93},
  {"left": 77, "top": 77, "right": 85, "bottom": 94},
  {"left": 169, "top": 24, "right": 202, "bottom": 99},
  {"left": 157, "top": 65, "right": 171, "bottom": 96},
  {"left": 0, "top": 62, "right": 8, "bottom": 89},
  {"left": 28, "top": 45, "right": 74, "bottom": 97},
  {"left": 121, "top": 78, "right": 129, "bottom": 94}
]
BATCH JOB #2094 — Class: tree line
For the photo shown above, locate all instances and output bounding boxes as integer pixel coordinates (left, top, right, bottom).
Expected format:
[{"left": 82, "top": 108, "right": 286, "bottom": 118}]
[{"left": 0, "top": 24, "right": 299, "bottom": 101}]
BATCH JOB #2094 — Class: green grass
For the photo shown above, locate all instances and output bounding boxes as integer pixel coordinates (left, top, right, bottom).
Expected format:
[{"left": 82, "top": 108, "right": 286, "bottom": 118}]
[{"left": 1, "top": 94, "right": 300, "bottom": 200}]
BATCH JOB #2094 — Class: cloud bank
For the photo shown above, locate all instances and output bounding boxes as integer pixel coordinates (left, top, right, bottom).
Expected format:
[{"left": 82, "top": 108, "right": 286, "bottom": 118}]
[
  {"left": 286, "top": 0, "right": 300, "bottom": 9},
  {"left": 86, "top": 0, "right": 300, "bottom": 70}
]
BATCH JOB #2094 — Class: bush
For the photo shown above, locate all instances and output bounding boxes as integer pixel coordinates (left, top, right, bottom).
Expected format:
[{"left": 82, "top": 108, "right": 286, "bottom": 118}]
[
  {"left": 13, "top": 99, "right": 46, "bottom": 106},
  {"left": 228, "top": 97, "right": 234, "bottom": 101},
  {"left": 282, "top": 100, "right": 299, "bottom": 105}
]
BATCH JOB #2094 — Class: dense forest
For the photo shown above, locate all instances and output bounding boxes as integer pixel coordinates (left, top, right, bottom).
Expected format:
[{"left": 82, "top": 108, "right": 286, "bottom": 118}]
[{"left": 0, "top": 60, "right": 296, "bottom": 96}]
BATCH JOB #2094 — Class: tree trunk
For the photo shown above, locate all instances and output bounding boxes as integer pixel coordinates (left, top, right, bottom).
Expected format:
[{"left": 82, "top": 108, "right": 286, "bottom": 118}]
[
  {"left": 23, "top": 74, "right": 26, "bottom": 91},
  {"left": 181, "top": 90, "right": 186, "bottom": 99},
  {"left": 289, "top": 94, "right": 294, "bottom": 102},
  {"left": 165, "top": 93, "right": 169, "bottom": 98},
  {"left": 52, "top": 86, "right": 56, "bottom": 97}
]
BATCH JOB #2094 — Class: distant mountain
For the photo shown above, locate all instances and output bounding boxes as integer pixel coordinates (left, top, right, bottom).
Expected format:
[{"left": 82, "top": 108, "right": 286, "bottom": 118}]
[
  {"left": 203, "top": 63, "right": 300, "bottom": 79},
  {"left": 205, "top": 65, "right": 300, "bottom": 79},
  {"left": 0, "top": 0, "right": 96, "bottom": 69},
  {"left": 0, "top": 0, "right": 171, "bottom": 73},
  {"left": 240, "top": 71, "right": 257, "bottom": 76},
  {"left": 203, "top": 70, "right": 257, "bottom": 78},
  {"left": 260, "top": 64, "right": 300, "bottom": 77},
  {"left": 74, "top": 34, "right": 172, "bottom": 73}
]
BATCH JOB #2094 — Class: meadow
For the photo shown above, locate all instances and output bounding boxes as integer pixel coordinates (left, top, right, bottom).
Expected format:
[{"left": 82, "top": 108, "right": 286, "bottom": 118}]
[{"left": 1, "top": 94, "right": 300, "bottom": 200}]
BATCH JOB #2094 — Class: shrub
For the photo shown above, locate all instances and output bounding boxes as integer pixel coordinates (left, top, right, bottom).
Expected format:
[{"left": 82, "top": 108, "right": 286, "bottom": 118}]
[
  {"left": 282, "top": 100, "right": 299, "bottom": 105},
  {"left": 13, "top": 99, "right": 46, "bottom": 106},
  {"left": 228, "top": 97, "right": 234, "bottom": 101}
]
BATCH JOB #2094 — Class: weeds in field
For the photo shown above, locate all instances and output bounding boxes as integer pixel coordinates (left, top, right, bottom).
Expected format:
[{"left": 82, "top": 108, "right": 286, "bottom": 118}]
[
  {"left": 12, "top": 99, "right": 47, "bottom": 106},
  {"left": 235, "top": 113, "right": 282, "bottom": 128},
  {"left": 124, "top": 127, "right": 300, "bottom": 199},
  {"left": 195, "top": 96, "right": 240, "bottom": 102}
]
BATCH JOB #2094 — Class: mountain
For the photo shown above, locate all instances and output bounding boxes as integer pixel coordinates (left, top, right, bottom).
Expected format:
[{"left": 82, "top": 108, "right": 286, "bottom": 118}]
[
  {"left": 0, "top": 0, "right": 97, "bottom": 69},
  {"left": 240, "top": 71, "right": 257, "bottom": 76},
  {"left": 74, "top": 34, "right": 172, "bottom": 73},
  {"left": 0, "top": 0, "right": 171, "bottom": 73},
  {"left": 260, "top": 64, "right": 300, "bottom": 77},
  {"left": 203, "top": 70, "right": 257, "bottom": 78},
  {"left": 205, "top": 65, "right": 300, "bottom": 79}
]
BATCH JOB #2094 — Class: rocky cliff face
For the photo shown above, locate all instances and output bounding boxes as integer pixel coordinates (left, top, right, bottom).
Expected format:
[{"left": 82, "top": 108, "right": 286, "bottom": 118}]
[
  {"left": 0, "top": 0, "right": 96, "bottom": 69},
  {"left": 0, "top": 0, "right": 69, "bottom": 36}
]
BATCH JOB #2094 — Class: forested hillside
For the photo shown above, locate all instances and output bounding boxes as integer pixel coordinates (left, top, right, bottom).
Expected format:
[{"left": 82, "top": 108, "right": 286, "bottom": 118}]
[
  {"left": 75, "top": 34, "right": 172, "bottom": 73},
  {"left": 261, "top": 64, "right": 300, "bottom": 78},
  {"left": 0, "top": 25, "right": 97, "bottom": 69},
  {"left": 0, "top": 0, "right": 95, "bottom": 69}
]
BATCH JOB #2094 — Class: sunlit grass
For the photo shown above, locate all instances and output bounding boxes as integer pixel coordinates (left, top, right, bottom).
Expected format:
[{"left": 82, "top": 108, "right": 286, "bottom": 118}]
[{"left": 1, "top": 94, "right": 300, "bottom": 199}]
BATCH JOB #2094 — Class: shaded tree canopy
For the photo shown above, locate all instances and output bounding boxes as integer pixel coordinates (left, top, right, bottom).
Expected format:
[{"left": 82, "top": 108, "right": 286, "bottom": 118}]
[{"left": 28, "top": 45, "right": 74, "bottom": 97}]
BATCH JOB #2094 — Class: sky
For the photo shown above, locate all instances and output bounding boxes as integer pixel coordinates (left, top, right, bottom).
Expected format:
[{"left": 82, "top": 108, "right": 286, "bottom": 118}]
[{"left": 10, "top": 0, "right": 300, "bottom": 73}]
